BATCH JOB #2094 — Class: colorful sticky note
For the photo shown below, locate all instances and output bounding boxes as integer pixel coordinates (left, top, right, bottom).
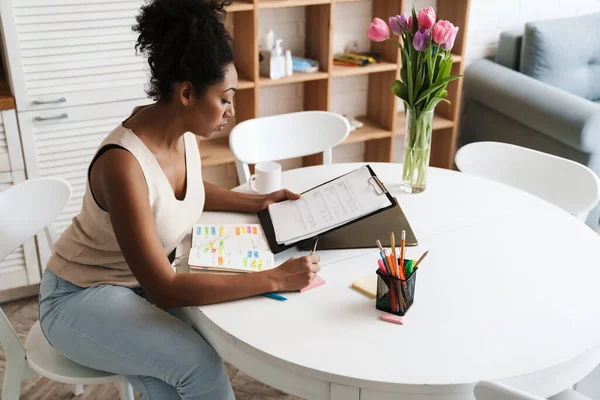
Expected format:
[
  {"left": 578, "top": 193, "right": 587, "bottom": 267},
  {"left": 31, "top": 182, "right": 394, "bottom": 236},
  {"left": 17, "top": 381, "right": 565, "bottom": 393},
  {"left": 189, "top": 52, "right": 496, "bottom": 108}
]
[
  {"left": 247, "top": 251, "right": 253, "bottom": 258},
  {"left": 208, "top": 242, "right": 214, "bottom": 248},
  {"left": 258, "top": 260, "right": 264, "bottom": 270},
  {"left": 211, "top": 227, "right": 216, "bottom": 236},
  {"left": 243, "top": 258, "right": 248, "bottom": 266},
  {"left": 203, "top": 247, "right": 209, "bottom": 253},
  {"left": 246, "top": 226, "right": 251, "bottom": 234},
  {"left": 236, "top": 227, "right": 240, "bottom": 236},
  {"left": 254, "top": 251, "right": 259, "bottom": 258},
  {"left": 252, "top": 259, "right": 257, "bottom": 270},
  {"left": 218, "top": 256, "right": 223, "bottom": 266},
  {"left": 252, "top": 227, "right": 258, "bottom": 235},
  {"left": 195, "top": 226, "right": 201, "bottom": 235},
  {"left": 219, "top": 226, "right": 225, "bottom": 236},
  {"left": 211, "top": 248, "right": 216, "bottom": 254},
  {"left": 219, "top": 240, "right": 224, "bottom": 247},
  {"left": 218, "top": 248, "right": 224, "bottom": 255},
  {"left": 239, "top": 226, "right": 245, "bottom": 235},
  {"left": 204, "top": 227, "right": 209, "bottom": 235}
]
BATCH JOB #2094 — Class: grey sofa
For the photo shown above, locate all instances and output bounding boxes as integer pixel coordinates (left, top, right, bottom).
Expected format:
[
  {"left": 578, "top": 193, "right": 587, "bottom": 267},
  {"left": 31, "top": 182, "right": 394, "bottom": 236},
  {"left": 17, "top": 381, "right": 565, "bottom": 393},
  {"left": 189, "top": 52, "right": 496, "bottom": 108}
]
[{"left": 458, "top": 13, "right": 600, "bottom": 230}]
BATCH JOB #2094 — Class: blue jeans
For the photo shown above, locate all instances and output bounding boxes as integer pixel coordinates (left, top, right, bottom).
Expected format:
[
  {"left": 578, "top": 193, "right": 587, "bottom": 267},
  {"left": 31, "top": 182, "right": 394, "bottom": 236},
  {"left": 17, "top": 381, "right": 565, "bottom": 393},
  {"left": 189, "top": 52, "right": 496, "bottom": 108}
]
[{"left": 38, "top": 268, "right": 235, "bottom": 400}]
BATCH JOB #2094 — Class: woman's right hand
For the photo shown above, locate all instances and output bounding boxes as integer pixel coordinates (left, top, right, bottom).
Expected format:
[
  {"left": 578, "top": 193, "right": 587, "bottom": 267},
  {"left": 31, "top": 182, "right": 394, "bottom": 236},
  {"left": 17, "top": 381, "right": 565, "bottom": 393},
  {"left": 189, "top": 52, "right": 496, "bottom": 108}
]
[{"left": 268, "top": 255, "right": 321, "bottom": 292}]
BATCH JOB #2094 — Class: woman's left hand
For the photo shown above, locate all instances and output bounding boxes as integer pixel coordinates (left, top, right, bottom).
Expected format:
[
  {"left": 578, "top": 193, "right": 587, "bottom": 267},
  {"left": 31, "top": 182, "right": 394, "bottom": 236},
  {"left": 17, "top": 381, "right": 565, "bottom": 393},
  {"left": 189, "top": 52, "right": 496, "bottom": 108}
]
[{"left": 259, "top": 189, "right": 300, "bottom": 211}]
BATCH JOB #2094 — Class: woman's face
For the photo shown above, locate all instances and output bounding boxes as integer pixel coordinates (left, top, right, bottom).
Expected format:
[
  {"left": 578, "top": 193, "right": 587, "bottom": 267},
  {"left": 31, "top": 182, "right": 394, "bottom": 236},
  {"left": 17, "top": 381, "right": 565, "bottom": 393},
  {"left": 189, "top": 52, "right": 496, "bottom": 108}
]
[{"left": 181, "top": 63, "right": 238, "bottom": 137}]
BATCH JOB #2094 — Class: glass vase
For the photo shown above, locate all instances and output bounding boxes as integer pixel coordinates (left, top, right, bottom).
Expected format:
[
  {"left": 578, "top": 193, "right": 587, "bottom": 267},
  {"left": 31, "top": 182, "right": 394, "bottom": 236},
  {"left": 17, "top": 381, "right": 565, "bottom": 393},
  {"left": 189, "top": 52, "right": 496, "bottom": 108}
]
[{"left": 401, "top": 109, "right": 434, "bottom": 194}]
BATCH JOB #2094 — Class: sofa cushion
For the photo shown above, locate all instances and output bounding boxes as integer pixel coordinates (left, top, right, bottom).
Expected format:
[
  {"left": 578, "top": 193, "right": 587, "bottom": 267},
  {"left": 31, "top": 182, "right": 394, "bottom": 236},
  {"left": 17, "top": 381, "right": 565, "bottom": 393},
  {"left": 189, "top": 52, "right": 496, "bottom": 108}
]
[
  {"left": 496, "top": 30, "right": 523, "bottom": 71},
  {"left": 520, "top": 13, "right": 600, "bottom": 101}
]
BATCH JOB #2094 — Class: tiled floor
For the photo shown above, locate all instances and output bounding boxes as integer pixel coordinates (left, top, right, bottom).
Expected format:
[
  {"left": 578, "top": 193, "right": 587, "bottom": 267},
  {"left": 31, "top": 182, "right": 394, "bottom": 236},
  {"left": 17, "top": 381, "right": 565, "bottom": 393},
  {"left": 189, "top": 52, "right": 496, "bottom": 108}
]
[{"left": 0, "top": 296, "right": 302, "bottom": 400}]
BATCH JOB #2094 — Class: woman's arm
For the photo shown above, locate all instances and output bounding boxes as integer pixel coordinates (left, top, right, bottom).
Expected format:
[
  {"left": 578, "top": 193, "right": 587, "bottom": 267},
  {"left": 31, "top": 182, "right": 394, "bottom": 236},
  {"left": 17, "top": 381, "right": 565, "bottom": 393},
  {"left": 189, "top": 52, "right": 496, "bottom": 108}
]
[
  {"left": 91, "top": 149, "right": 319, "bottom": 310},
  {"left": 203, "top": 181, "right": 264, "bottom": 212},
  {"left": 203, "top": 181, "right": 300, "bottom": 213}
]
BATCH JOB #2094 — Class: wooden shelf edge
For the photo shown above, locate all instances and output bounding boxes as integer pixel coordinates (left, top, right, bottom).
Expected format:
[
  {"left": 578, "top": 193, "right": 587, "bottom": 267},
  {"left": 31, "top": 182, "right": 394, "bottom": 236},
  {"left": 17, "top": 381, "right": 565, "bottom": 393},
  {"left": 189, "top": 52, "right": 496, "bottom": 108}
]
[
  {"left": 238, "top": 77, "right": 255, "bottom": 90},
  {"left": 0, "top": 81, "right": 15, "bottom": 111},
  {"left": 226, "top": 1, "right": 254, "bottom": 12},
  {"left": 258, "top": 71, "right": 328, "bottom": 87},
  {"left": 343, "top": 116, "right": 392, "bottom": 145},
  {"left": 258, "top": 0, "right": 330, "bottom": 8},
  {"left": 332, "top": 61, "right": 397, "bottom": 78},
  {"left": 198, "top": 137, "right": 236, "bottom": 167},
  {"left": 395, "top": 111, "right": 455, "bottom": 135}
]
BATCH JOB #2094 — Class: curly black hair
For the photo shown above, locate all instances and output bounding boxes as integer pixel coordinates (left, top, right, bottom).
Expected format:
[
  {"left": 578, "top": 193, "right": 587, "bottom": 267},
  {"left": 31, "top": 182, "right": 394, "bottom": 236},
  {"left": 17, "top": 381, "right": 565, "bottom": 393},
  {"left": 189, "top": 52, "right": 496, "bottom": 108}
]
[{"left": 132, "top": 0, "right": 234, "bottom": 101}]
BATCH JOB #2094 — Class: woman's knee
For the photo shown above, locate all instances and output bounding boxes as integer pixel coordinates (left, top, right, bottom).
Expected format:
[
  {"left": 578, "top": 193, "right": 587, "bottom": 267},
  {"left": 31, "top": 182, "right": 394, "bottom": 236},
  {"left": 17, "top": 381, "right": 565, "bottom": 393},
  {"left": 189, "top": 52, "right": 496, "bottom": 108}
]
[{"left": 174, "top": 341, "right": 233, "bottom": 398}]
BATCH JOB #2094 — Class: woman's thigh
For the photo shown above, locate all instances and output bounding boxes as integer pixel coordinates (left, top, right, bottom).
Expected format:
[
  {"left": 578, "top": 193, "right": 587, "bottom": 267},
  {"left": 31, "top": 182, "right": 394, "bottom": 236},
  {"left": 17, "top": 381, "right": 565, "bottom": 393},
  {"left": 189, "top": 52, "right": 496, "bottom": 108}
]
[{"left": 39, "top": 269, "right": 234, "bottom": 399}]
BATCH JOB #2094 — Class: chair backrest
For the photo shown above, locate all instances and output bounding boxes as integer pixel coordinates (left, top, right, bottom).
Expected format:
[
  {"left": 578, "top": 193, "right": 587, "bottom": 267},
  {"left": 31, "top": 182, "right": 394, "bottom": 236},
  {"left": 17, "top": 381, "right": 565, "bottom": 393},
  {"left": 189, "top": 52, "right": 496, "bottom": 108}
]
[
  {"left": 0, "top": 177, "right": 71, "bottom": 261},
  {"left": 229, "top": 111, "right": 350, "bottom": 184},
  {"left": 474, "top": 381, "right": 543, "bottom": 400},
  {"left": 455, "top": 142, "right": 600, "bottom": 221},
  {"left": 0, "top": 177, "right": 71, "bottom": 361}
]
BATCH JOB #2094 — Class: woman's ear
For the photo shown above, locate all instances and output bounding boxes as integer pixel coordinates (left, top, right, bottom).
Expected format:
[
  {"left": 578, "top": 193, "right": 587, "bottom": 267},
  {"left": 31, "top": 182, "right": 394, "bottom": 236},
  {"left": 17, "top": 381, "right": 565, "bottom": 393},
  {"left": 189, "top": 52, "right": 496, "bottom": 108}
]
[{"left": 179, "top": 81, "right": 194, "bottom": 106}]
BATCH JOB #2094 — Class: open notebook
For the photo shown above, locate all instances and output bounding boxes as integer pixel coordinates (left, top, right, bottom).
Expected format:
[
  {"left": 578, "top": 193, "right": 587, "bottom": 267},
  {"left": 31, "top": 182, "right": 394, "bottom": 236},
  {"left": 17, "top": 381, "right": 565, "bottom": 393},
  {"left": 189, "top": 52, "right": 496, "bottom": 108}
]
[
  {"left": 188, "top": 224, "right": 275, "bottom": 273},
  {"left": 267, "top": 165, "right": 394, "bottom": 246}
]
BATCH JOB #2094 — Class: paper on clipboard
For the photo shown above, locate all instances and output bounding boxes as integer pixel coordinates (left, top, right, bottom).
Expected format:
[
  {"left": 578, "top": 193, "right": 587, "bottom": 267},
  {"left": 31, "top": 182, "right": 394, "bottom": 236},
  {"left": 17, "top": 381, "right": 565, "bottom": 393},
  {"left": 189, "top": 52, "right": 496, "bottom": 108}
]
[{"left": 268, "top": 166, "right": 392, "bottom": 245}]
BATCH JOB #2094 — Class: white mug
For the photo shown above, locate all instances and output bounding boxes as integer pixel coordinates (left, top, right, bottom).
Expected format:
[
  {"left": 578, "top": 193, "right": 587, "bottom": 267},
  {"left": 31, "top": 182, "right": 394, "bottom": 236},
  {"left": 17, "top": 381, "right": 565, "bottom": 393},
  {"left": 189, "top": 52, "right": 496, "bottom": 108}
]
[{"left": 249, "top": 161, "right": 282, "bottom": 194}]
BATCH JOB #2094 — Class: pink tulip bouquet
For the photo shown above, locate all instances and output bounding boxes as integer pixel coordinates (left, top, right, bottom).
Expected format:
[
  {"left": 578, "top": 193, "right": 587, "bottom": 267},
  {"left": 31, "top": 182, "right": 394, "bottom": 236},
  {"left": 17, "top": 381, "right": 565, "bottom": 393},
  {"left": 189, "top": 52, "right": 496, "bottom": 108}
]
[{"left": 368, "top": 6, "right": 461, "bottom": 193}]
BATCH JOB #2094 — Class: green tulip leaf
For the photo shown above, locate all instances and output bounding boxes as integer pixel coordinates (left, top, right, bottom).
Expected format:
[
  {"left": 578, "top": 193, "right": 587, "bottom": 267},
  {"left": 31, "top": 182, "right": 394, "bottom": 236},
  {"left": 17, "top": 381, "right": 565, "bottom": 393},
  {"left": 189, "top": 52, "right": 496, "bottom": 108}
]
[{"left": 391, "top": 80, "right": 409, "bottom": 102}]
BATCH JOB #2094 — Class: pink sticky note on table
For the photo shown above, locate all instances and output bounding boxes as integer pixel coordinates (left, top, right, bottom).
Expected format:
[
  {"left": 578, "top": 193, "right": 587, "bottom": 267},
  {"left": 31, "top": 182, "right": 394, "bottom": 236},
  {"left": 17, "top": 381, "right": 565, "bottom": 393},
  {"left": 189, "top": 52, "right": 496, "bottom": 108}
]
[{"left": 299, "top": 275, "right": 326, "bottom": 293}]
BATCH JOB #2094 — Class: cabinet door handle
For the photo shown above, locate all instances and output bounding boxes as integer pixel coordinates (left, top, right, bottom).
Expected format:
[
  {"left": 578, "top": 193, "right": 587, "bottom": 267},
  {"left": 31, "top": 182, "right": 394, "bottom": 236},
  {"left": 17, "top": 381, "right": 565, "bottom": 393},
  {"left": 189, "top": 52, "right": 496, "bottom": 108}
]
[
  {"left": 32, "top": 97, "right": 66, "bottom": 105},
  {"left": 34, "top": 113, "right": 68, "bottom": 122}
]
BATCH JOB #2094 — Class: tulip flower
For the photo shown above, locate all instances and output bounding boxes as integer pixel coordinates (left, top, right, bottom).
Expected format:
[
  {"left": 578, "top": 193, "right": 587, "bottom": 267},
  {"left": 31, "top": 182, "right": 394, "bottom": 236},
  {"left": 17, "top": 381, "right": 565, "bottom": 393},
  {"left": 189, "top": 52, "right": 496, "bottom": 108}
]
[
  {"left": 413, "top": 29, "right": 430, "bottom": 51},
  {"left": 367, "top": 18, "right": 389, "bottom": 42},
  {"left": 417, "top": 7, "right": 436, "bottom": 30},
  {"left": 441, "top": 26, "right": 459, "bottom": 50},
  {"left": 389, "top": 14, "right": 410, "bottom": 34},
  {"left": 432, "top": 20, "right": 456, "bottom": 46}
]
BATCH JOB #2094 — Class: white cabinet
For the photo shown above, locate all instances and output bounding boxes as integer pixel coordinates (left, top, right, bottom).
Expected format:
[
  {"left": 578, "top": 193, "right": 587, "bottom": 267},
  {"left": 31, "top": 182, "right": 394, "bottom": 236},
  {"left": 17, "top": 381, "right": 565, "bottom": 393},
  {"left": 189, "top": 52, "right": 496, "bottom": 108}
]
[
  {"left": 0, "top": 110, "right": 40, "bottom": 291},
  {"left": 18, "top": 99, "right": 151, "bottom": 266},
  {"left": 1, "top": 0, "right": 148, "bottom": 111}
]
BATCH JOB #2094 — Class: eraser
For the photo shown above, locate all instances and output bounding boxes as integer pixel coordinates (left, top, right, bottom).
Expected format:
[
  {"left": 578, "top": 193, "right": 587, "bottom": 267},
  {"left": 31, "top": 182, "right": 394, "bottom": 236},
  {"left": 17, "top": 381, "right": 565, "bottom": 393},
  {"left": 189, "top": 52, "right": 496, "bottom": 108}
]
[
  {"left": 300, "top": 275, "right": 325, "bottom": 293},
  {"left": 380, "top": 313, "right": 403, "bottom": 325}
]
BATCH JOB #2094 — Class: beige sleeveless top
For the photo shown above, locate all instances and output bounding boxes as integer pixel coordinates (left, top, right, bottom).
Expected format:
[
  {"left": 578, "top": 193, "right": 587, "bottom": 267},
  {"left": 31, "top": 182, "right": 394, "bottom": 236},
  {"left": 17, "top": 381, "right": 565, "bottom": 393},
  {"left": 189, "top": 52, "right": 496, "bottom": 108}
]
[{"left": 47, "top": 121, "right": 205, "bottom": 288}]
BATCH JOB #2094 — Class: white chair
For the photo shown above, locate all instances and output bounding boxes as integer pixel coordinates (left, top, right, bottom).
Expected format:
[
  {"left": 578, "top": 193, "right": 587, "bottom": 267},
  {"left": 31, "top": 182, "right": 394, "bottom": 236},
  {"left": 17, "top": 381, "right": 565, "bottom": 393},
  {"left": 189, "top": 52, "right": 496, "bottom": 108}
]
[
  {"left": 229, "top": 111, "right": 351, "bottom": 184},
  {"left": 0, "top": 177, "right": 134, "bottom": 400},
  {"left": 474, "top": 380, "right": 592, "bottom": 400},
  {"left": 455, "top": 142, "right": 600, "bottom": 222}
]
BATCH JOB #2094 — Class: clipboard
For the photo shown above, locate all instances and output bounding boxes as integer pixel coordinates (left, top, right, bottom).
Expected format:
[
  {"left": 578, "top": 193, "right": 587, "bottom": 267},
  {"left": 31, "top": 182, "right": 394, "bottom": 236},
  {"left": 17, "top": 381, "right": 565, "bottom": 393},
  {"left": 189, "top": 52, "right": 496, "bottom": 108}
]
[
  {"left": 297, "top": 199, "right": 417, "bottom": 250},
  {"left": 258, "top": 164, "right": 397, "bottom": 254}
]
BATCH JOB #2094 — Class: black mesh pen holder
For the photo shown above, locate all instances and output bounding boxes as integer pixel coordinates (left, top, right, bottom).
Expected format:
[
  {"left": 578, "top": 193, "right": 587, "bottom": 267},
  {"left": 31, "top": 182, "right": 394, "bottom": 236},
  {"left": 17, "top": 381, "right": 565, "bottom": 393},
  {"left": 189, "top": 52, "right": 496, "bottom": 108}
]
[{"left": 375, "top": 268, "right": 417, "bottom": 316}]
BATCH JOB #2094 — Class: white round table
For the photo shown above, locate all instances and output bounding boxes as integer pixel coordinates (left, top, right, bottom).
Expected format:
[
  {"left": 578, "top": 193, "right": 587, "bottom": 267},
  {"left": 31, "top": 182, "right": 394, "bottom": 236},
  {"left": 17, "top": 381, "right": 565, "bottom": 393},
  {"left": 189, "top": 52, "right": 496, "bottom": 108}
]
[{"left": 178, "top": 163, "right": 600, "bottom": 400}]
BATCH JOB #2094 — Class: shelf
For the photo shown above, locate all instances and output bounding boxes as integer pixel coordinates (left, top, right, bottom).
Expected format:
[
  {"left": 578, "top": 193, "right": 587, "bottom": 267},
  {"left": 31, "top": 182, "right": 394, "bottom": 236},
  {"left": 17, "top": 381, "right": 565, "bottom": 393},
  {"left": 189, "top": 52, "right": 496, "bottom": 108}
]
[
  {"left": 395, "top": 111, "right": 455, "bottom": 135},
  {"left": 198, "top": 137, "right": 235, "bottom": 167},
  {"left": 332, "top": 61, "right": 397, "bottom": 78},
  {"left": 238, "top": 77, "right": 255, "bottom": 90},
  {"left": 258, "top": 71, "right": 328, "bottom": 87},
  {"left": 226, "top": 1, "right": 254, "bottom": 12},
  {"left": 258, "top": 0, "right": 330, "bottom": 9},
  {"left": 0, "top": 81, "right": 15, "bottom": 111},
  {"left": 343, "top": 117, "right": 392, "bottom": 144}
]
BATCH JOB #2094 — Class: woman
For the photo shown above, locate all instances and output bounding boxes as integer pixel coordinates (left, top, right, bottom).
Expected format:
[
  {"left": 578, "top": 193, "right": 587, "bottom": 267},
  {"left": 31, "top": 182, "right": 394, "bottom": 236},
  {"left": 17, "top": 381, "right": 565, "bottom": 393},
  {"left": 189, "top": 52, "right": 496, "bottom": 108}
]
[{"left": 38, "top": 0, "right": 321, "bottom": 398}]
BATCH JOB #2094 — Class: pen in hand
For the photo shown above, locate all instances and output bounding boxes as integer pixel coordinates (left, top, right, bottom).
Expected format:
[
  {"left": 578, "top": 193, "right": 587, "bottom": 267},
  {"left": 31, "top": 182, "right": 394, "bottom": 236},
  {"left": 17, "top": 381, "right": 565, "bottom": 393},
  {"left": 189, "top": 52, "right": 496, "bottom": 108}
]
[{"left": 310, "top": 236, "right": 319, "bottom": 256}]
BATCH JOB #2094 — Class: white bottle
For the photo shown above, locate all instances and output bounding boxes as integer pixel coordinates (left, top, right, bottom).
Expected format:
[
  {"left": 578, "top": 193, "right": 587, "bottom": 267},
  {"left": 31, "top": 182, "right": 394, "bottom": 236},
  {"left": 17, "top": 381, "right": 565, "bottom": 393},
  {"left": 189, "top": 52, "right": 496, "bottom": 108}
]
[
  {"left": 272, "top": 39, "right": 285, "bottom": 79},
  {"left": 285, "top": 50, "right": 293, "bottom": 77}
]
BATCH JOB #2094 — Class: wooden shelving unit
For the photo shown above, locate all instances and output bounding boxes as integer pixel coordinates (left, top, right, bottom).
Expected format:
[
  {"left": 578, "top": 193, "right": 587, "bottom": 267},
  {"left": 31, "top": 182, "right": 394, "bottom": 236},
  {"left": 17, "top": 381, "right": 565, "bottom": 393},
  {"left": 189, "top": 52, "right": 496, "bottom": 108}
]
[
  {"left": 203, "top": 0, "right": 471, "bottom": 170},
  {"left": 0, "top": 80, "right": 15, "bottom": 111}
]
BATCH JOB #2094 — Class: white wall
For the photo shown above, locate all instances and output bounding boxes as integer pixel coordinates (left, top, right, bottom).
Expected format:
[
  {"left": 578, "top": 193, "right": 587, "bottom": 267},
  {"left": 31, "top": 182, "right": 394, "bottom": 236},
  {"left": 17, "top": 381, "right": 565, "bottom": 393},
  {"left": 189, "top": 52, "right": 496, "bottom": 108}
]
[
  {"left": 204, "top": 0, "right": 600, "bottom": 188},
  {"left": 466, "top": 0, "right": 600, "bottom": 61}
]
